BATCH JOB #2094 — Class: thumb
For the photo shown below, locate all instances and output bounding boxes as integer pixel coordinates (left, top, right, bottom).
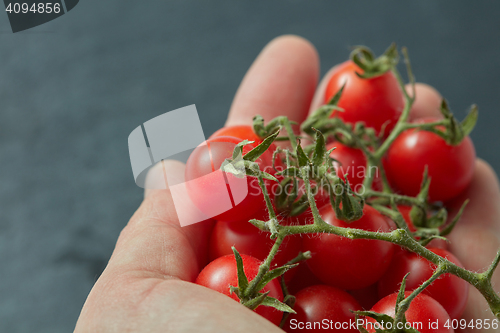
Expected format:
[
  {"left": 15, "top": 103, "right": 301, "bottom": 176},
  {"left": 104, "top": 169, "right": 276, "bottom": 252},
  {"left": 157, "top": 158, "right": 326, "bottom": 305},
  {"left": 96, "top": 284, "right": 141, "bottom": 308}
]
[{"left": 107, "top": 161, "right": 214, "bottom": 282}]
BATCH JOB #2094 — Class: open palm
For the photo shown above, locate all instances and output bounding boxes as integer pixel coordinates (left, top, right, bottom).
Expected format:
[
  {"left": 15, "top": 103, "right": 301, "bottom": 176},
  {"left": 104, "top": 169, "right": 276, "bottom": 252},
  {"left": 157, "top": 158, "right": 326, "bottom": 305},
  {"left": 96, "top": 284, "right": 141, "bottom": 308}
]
[{"left": 75, "top": 36, "right": 500, "bottom": 333}]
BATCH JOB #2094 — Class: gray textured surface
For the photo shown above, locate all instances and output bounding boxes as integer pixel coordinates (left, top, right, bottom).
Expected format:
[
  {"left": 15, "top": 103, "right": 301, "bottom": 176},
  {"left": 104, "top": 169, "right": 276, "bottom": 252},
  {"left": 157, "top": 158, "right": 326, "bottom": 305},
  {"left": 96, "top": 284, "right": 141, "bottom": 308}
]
[{"left": 0, "top": 1, "right": 499, "bottom": 332}]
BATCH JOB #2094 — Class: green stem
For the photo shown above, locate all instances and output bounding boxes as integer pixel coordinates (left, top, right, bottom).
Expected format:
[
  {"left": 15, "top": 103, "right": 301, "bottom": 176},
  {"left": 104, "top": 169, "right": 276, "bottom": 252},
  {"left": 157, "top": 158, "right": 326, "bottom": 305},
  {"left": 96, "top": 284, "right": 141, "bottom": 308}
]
[
  {"left": 244, "top": 234, "right": 285, "bottom": 297},
  {"left": 394, "top": 264, "right": 447, "bottom": 324},
  {"left": 281, "top": 117, "right": 298, "bottom": 152},
  {"left": 250, "top": 205, "right": 500, "bottom": 317},
  {"left": 364, "top": 190, "right": 426, "bottom": 208},
  {"left": 256, "top": 171, "right": 277, "bottom": 222}
]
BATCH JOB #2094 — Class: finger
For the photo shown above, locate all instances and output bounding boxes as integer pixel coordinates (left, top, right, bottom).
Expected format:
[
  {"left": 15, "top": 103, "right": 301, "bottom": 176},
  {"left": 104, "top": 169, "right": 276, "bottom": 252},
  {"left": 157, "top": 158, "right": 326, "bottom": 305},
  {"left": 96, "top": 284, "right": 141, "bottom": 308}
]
[
  {"left": 447, "top": 159, "right": 500, "bottom": 267},
  {"left": 447, "top": 159, "right": 500, "bottom": 325},
  {"left": 108, "top": 160, "right": 214, "bottom": 282},
  {"left": 226, "top": 35, "right": 319, "bottom": 127},
  {"left": 406, "top": 83, "right": 443, "bottom": 120}
]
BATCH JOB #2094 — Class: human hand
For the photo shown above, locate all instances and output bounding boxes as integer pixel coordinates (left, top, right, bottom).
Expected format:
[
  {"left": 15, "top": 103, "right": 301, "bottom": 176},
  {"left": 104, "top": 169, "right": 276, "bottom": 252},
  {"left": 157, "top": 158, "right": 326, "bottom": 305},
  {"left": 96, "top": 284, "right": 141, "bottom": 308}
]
[{"left": 74, "top": 36, "right": 500, "bottom": 333}]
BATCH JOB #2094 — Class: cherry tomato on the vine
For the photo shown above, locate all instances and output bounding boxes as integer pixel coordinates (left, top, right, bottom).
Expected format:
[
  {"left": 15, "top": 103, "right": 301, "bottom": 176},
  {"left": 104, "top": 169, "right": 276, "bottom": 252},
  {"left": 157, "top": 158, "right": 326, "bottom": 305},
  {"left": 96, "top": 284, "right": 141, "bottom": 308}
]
[
  {"left": 327, "top": 142, "right": 382, "bottom": 192},
  {"left": 377, "top": 248, "right": 468, "bottom": 319},
  {"left": 284, "top": 285, "right": 362, "bottom": 333},
  {"left": 195, "top": 254, "right": 283, "bottom": 325},
  {"left": 385, "top": 118, "right": 476, "bottom": 202},
  {"left": 208, "top": 219, "right": 302, "bottom": 274},
  {"left": 365, "top": 292, "right": 453, "bottom": 333},
  {"left": 303, "top": 205, "right": 395, "bottom": 290},
  {"left": 185, "top": 136, "right": 272, "bottom": 223},
  {"left": 324, "top": 60, "right": 404, "bottom": 135}
]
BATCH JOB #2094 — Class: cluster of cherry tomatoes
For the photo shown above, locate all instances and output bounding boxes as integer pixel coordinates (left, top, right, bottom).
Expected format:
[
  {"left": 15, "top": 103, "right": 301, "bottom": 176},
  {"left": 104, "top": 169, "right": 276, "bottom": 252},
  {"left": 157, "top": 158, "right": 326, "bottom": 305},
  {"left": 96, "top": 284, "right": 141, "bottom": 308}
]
[{"left": 186, "top": 56, "right": 476, "bottom": 332}]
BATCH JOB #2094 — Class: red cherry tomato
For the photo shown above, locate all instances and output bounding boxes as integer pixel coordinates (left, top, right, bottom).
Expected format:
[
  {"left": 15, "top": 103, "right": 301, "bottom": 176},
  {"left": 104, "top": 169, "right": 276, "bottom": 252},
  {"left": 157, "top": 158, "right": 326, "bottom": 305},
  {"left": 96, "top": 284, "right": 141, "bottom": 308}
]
[
  {"left": 324, "top": 60, "right": 404, "bottom": 135},
  {"left": 377, "top": 248, "right": 468, "bottom": 319},
  {"left": 284, "top": 285, "right": 362, "bottom": 333},
  {"left": 208, "top": 220, "right": 302, "bottom": 273},
  {"left": 195, "top": 254, "right": 283, "bottom": 325},
  {"left": 185, "top": 136, "right": 271, "bottom": 223},
  {"left": 210, "top": 125, "right": 263, "bottom": 144},
  {"left": 365, "top": 292, "right": 453, "bottom": 333},
  {"left": 327, "top": 142, "right": 382, "bottom": 192},
  {"left": 385, "top": 118, "right": 476, "bottom": 202},
  {"left": 303, "top": 205, "right": 395, "bottom": 289}
]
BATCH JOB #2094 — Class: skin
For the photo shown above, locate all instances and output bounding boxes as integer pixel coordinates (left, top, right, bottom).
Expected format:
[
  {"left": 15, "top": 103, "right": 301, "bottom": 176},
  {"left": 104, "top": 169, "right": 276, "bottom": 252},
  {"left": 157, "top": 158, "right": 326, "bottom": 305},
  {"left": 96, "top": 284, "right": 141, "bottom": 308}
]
[{"left": 75, "top": 35, "right": 500, "bottom": 333}]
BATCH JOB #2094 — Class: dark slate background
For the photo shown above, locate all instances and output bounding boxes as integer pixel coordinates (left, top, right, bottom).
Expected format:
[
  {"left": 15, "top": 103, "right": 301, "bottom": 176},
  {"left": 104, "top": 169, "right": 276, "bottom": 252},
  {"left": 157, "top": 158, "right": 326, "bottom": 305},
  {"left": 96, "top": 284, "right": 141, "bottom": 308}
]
[{"left": 0, "top": 1, "right": 499, "bottom": 332}]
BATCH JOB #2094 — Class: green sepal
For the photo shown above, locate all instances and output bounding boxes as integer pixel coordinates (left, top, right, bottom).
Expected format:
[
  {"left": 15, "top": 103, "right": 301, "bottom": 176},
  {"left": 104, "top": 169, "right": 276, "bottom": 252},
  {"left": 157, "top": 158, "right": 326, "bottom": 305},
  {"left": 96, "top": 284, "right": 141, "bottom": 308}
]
[
  {"left": 410, "top": 206, "right": 426, "bottom": 228},
  {"left": 440, "top": 199, "right": 469, "bottom": 237},
  {"left": 252, "top": 115, "right": 266, "bottom": 138},
  {"left": 340, "top": 193, "right": 364, "bottom": 222},
  {"left": 395, "top": 272, "right": 410, "bottom": 314},
  {"left": 461, "top": 105, "right": 478, "bottom": 137},
  {"left": 255, "top": 264, "right": 299, "bottom": 293},
  {"left": 232, "top": 140, "right": 254, "bottom": 160},
  {"left": 410, "top": 167, "right": 430, "bottom": 227},
  {"left": 243, "top": 129, "right": 280, "bottom": 162},
  {"left": 440, "top": 99, "right": 465, "bottom": 145},
  {"left": 220, "top": 158, "right": 246, "bottom": 179},
  {"left": 350, "top": 43, "right": 399, "bottom": 79},
  {"left": 419, "top": 234, "right": 449, "bottom": 247},
  {"left": 300, "top": 104, "right": 343, "bottom": 136},
  {"left": 279, "top": 295, "right": 297, "bottom": 328},
  {"left": 244, "top": 160, "right": 278, "bottom": 182},
  {"left": 354, "top": 314, "right": 370, "bottom": 333},
  {"left": 426, "top": 208, "right": 448, "bottom": 229},
  {"left": 326, "top": 82, "right": 345, "bottom": 106},
  {"left": 241, "top": 291, "right": 270, "bottom": 310},
  {"left": 311, "top": 128, "right": 327, "bottom": 166},
  {"left": 296, "top": 141, "right": 310, "bottom": 167},
  {"left": 439, "top": 100, "right": 478, "bottom": 146},
  {"left": 229, "top": 285, "right": 240, "bottom": 297},
  {"left": 334, "top": 178, "right": 364, "bottom": 222},
  {"left": 274, "top": 177, "right": 295, "bottom": 211},
  {"left": 288, "top": 197, "right": 310, "bottom": 217},
  {"left": 260, "top": 296, "right": 296, "bottom": 314},
  {"left": 276, "top": 167, "right": 301, "bottom": 178},
  {"left": 231, "top": 247, "right": 249, "bottom": 292},
  {"left": 253, "top": 115, "right": 282, "bottom": 139},
  {"left": 283, "top": 177, "right": 300, "bottom": 208}
]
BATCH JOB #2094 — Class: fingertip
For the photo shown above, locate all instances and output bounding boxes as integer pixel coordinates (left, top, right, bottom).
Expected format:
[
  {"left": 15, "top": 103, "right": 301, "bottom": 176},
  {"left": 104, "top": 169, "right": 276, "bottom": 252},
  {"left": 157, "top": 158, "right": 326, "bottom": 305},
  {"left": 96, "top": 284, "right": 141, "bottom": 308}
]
[
  {"left": 227, "top": 35, "right": 319, "bottom": 127},
  {"left": 407, "top": 83, "right": 443, "bottom": 120},
  {"left": 267, "top": 35, "right": 319, "bottom": 63}
]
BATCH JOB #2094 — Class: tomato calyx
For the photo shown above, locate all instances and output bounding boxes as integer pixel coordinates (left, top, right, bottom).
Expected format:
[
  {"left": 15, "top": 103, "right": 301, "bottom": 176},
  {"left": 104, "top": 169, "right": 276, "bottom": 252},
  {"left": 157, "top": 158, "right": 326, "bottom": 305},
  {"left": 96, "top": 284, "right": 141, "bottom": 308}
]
[
  {"left": 350, "top": 43, "right": 399, "bottom": 79},
  {"left": 356, "top": 276, "right": 419, "bottom": 333},
  {"left": 221, "top": 128, "right": 281, "bottom": 182},
  {"left": 228, "top": 247, "right": 299, "bottom": 315},
  {"left": 438, "top": 99, "right": 478, "bottom": 145},
  {"left": 273, "top": 131, "right": 365, "bottom": 223}
]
